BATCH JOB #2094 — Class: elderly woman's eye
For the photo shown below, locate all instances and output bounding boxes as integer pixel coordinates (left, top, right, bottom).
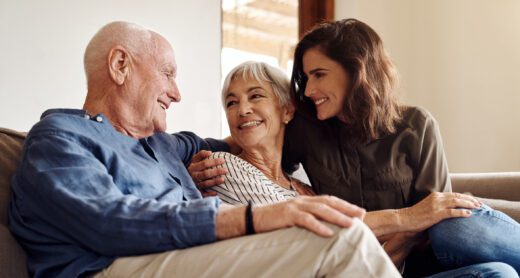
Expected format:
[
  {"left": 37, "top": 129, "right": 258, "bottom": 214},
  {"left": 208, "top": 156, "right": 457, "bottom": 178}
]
[{"left": 226, "top": 100, "right": 237, "bottom": 107}]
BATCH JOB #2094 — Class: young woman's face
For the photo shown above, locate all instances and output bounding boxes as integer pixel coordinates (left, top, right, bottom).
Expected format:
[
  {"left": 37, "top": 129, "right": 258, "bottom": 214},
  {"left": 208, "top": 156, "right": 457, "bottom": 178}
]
[{"left": 302, "top": 47, "right": 351, "bottom": 122}]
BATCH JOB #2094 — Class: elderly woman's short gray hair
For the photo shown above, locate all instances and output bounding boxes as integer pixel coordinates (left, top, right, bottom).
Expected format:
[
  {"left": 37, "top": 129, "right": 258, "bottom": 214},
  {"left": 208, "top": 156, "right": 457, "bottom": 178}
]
[{"left": 221, "top": 61, "right": 291, "bottom": 107}]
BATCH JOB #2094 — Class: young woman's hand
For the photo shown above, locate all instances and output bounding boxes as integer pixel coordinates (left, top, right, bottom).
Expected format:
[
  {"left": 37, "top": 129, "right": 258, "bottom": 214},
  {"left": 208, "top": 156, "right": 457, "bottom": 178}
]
[{"left": 399, "top": 192, "right": 481, "bottom": 232}]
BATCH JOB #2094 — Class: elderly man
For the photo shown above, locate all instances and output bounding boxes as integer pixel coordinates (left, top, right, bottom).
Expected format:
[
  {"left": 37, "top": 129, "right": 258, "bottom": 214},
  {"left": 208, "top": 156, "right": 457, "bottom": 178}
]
[{"left": 8, "top": 22, "right": 400, "bottom": 277}]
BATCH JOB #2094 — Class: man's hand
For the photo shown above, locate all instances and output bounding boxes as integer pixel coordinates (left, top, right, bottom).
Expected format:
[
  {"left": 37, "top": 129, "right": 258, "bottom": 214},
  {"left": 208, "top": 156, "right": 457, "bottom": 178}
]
[
  {"left": 216, "top": 196, "right": 366, "bottom": 240},
  {"left": 188, "top": 150, "right": 228, "bottom": 192}
]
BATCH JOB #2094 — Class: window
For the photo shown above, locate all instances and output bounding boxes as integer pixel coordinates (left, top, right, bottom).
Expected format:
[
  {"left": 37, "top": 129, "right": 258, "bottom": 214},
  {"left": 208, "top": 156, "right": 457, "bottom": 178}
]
[{"left": 221, "top": 0, "right": 333, "bottom": 136}]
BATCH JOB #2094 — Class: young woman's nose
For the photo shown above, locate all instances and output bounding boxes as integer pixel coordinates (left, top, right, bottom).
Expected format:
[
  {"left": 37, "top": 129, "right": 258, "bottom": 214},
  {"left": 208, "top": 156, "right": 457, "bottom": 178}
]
[{"left": 304, "top": 82, "right": 315, "bottom": 97}]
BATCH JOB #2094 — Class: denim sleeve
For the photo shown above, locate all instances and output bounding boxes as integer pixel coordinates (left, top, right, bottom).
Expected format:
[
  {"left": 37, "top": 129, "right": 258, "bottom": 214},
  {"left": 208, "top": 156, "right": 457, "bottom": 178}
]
[
  {"left": 173, "top": 131, "right": 229, "bottom": 165},
  {"left": 17, "top": 132, "right": 220, "bottom": 256}
]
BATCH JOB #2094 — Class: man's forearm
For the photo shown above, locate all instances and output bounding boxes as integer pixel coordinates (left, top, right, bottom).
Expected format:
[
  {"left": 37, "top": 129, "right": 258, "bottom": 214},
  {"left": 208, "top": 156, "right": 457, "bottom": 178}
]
[{"left": 215, "top": 204, "right": 247, "bottom": 240}]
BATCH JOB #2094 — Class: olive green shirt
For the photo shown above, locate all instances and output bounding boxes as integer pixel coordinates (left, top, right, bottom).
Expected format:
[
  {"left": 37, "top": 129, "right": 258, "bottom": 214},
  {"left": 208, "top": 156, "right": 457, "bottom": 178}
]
[{"left": 283, "top": 106, "right": 451, "bottom": 211}]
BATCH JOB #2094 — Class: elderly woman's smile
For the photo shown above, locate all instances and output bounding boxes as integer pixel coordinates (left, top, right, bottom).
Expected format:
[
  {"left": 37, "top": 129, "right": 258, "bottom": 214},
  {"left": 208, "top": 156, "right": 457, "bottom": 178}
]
[{"left": 238, "top": 120, "right": 263, "bottom": 129}]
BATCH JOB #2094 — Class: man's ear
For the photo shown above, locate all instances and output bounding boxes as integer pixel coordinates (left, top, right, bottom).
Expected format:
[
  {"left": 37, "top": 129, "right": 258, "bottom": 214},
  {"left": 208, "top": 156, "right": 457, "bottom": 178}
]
[{"left": 108, "top": 46, "right": 130, "bottom": 85}]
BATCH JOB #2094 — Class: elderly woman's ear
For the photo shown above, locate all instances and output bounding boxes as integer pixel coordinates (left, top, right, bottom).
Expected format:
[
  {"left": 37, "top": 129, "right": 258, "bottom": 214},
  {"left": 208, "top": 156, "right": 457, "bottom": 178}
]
[{"left": 283, "top": 102, "right": 295, "bottom": 124}]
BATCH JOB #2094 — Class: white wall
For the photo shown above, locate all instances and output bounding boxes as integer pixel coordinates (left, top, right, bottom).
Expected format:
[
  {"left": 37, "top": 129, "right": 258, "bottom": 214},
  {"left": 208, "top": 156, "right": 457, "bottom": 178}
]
[
  {"left": 336, "top": 0, "right": 520, "bottom": 172},
  {"left": 0, "top": 0, "right": 222, "bottom": 138}
]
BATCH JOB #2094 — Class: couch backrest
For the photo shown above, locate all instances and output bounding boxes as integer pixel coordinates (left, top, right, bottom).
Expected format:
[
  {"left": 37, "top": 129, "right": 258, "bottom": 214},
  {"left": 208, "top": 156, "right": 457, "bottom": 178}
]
[{"left": 0, "top": 128, "right": 29, "bottom": 278}]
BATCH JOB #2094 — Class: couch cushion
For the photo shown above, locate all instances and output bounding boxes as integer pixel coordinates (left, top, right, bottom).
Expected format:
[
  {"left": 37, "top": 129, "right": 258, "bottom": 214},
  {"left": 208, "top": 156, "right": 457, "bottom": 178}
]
[
  {"left": 0, "top": 128, "right": 29, "bottom": 278},
  {"left": 478, "top": 197, "right": 520, "bottom": 223},
  {"left": 0, "top": 128, "right": 26, "bottom": 225}
]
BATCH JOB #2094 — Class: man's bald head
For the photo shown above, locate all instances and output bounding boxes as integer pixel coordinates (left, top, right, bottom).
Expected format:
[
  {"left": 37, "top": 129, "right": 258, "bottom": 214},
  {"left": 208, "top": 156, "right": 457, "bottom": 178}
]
[
  {"left": 82, "top": 21, "right": 180, "bottom": 138},
  {"left": 83, "top": 21, "right": 155, "bottom": 85}
]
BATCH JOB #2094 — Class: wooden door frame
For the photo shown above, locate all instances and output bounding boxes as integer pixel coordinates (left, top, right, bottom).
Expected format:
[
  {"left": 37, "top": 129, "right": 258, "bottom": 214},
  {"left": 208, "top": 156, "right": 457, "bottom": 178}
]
[{"left": 298, "top": 0, "right": 334, "bottom": 38}]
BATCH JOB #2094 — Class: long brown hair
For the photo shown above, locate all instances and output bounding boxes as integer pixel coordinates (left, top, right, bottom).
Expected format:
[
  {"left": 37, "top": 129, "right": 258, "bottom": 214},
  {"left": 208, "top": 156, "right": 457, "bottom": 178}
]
[{"left": 291, "top": 18, "right": 403, "bottom": 142}]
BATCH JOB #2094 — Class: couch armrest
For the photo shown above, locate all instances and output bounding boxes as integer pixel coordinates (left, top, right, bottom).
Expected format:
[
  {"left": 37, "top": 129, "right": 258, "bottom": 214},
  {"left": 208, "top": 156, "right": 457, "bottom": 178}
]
[
  {"left": 451, "top": 172, "right": 520, "bottom": 222},
  {"left": 451, "top": 172, "right": 520, "bottom": 202}
]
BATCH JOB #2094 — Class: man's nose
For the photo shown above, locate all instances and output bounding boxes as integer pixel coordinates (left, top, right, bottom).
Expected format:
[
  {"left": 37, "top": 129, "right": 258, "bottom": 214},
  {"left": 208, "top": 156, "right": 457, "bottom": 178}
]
[{"left": 168, "top": 81, "right": 181, "bottom": 103}]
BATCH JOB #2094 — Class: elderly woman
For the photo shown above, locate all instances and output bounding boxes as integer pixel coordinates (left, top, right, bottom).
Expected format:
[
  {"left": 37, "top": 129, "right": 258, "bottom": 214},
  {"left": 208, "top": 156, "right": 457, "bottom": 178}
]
[
  {"left": 203, "top": 61, "right": 313, "bottom": 205},
  {"left": 191, "top": 21, "right": 520, "bottom": 277}
]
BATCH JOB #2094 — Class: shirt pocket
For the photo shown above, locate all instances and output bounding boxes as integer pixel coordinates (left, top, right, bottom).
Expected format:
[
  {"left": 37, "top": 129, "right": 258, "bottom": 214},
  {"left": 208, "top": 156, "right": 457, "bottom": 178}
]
[
  {"left": 304, "top": 156, "right": 340, "bottom": 195},
  {"left": 370, "top": 165, "right": 413, "bottom": 206}
]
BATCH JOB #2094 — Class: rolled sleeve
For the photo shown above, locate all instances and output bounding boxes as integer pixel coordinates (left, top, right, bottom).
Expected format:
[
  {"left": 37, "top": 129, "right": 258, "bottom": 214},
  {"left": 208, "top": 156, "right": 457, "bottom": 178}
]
[{"left": 168, "top": 197, "right": 221, "bottom": 248}]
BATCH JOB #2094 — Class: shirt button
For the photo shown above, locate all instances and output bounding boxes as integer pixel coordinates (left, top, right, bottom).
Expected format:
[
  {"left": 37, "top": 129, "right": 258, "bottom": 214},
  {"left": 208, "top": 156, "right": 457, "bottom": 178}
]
[
  {"left": 84, "top": 114, "right": 90, "bottom": 119},
  {"left": 96, "top": 116, "right": 103, "bottom": 123}
]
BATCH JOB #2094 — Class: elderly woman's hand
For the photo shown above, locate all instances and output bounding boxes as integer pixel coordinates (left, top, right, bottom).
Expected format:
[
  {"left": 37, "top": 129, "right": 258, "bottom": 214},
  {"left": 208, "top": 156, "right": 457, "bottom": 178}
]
[
  {"left": 188, "top": 150, "right": 228, "bottom": 195},
  {"left": 399, "top": 192, "right": 481, "bottom": 232}
]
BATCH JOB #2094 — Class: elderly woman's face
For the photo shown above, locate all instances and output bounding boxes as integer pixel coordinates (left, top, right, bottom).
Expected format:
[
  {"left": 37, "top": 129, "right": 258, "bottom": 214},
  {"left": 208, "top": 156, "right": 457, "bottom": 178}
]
[{"left": 224, "top": 77, "right": 289, "bottom": 150}]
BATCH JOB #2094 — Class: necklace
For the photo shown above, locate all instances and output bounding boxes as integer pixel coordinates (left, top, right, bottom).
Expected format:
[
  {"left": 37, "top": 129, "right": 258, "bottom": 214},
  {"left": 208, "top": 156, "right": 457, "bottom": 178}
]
[{"left": 266, "top": 172, "right": 293, "bottom": 191}]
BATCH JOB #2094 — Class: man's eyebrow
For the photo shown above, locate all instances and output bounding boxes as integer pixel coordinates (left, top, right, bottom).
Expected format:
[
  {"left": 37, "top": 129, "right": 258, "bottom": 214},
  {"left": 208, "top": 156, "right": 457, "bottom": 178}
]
[{"left": 162, "top": 64, "right": 176, "bottom": 75}]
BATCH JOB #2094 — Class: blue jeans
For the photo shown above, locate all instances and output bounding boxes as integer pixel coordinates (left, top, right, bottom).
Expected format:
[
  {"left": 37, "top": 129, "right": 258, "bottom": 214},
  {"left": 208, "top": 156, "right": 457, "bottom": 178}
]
[
  {"left": 427, "top": 262, "right": 518, "bottom": 278},
  {"left": 428, "top": 204, "right": 520, "bottom": 275}
]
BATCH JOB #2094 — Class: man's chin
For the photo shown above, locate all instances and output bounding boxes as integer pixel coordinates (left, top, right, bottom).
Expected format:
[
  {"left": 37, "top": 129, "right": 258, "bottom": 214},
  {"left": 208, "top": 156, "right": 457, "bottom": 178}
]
[{"left": 153, "top": 120, "right": 167, "bottom": 133}]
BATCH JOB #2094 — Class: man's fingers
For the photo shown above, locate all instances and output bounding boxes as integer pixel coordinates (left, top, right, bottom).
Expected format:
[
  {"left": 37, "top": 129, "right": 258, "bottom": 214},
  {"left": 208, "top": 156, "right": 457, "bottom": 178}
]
[
  {"left": 193, "top": 168, "right": 228, "bottom": 184},
  {"left": 189, "top": 157, "right": 226, "bottom": 173},
  {"left": 308, "top": 195, "right": 365, "bottom": 219},
  {"left": 201, "top": 190, "right": 218, "bottom": 197},
  {"left": 294, "top": 212, "right": 335, "bottom": 237},
  {"left": 191, "top": 150, "right": 212, "bottom": 163},
  {"left": 197, "top": 176, "right": 225, "bottom": 188},
  {"left": 300, "top": 201, "right": 354, "bottom": 228}
]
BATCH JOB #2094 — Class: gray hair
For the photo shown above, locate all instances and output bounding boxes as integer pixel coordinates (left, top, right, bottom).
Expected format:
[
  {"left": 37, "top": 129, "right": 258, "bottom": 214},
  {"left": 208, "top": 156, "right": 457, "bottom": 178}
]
[{"left": 221, "top": 61, "right": 291, "bottom": 108}]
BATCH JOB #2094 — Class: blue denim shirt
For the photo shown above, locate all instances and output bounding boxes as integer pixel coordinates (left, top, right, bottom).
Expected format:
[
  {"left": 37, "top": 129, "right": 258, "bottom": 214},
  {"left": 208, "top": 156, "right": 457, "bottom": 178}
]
[{"left": 8, "top": 109, "right": 228, "bottom": 278}]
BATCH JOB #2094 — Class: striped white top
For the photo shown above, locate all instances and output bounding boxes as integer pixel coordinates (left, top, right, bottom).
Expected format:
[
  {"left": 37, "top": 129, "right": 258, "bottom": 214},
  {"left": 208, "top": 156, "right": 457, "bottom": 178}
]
[{"left": 208, "top": 152, "right": 298, "bottom": 205}]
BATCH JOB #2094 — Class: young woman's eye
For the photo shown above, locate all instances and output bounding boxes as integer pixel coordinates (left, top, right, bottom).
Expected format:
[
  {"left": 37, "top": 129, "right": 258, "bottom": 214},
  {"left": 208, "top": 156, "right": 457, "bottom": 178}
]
[{"left": 314, "top": 72, "right": 325, "bottom": 79}]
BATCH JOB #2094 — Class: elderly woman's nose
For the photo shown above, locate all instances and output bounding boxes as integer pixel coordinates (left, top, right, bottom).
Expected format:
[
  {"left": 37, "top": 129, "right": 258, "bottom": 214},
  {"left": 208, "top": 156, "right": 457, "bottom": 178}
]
[{"left": 238, "top": 101, "right": 253, "bottom": 116}]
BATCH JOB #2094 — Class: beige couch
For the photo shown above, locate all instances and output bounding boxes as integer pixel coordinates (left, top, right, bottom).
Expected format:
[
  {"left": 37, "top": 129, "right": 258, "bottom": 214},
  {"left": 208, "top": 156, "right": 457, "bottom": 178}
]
[{"left": 1, "top": 127, "right": 519, "bottom": 277}]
